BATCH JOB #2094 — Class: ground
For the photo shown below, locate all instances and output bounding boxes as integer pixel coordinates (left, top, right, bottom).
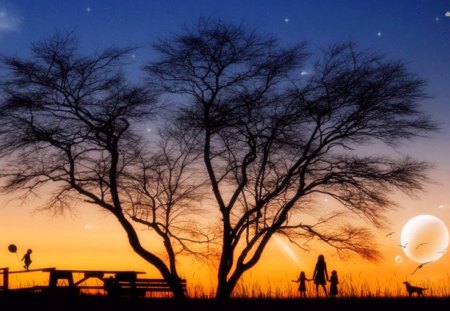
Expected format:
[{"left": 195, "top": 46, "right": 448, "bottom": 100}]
[{"left": 1, "top": 294, "right": 450, "bottom": 311}]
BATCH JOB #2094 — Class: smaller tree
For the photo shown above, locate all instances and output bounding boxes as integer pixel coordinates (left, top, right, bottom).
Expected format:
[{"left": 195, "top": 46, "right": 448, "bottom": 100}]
[
  {"left": 123, "top": 125, "right": 213, "bottom": 263},
  {"left": 0, "top": 32, "right": 209, "bottom": 299}
]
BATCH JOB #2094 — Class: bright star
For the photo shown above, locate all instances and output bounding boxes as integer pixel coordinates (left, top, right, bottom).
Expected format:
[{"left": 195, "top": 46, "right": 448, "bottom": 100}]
[
  {"left": 435, "top": 17, "right": 440, "bottom": 22},
  {"left": 284, "top": 17, "right": 289, "bottom": 23},
  {"left": 377, "top": 31, "right": 382, "bottom": 37},
  {"left": 86, "top": 7, "right": 91, "bottom": 13},
  {"left": 445, "top": 11, "right": 450, "bottom": 17},
  {"left": 131, "top": 54, "right": 136, "bottom": 59}
]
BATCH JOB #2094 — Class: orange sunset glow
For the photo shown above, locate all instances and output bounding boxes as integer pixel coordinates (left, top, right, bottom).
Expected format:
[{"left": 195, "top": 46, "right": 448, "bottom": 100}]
[
  {"left": 1, "top": 1, "right": 450, "bottom": 305},
  {"left": 2, "top": 180, "right": 449, "bottom": 297}
]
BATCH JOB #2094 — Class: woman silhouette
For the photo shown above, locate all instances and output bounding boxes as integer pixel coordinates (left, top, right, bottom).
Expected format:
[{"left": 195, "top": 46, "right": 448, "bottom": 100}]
[{"left": 312, "top": 254, "right": 329, "bottom": 297}]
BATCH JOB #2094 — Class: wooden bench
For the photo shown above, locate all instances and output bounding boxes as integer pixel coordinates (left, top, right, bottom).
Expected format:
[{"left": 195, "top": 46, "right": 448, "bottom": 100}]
[{"left": 104, "top": 277, "right": 187, "bottom": 298}]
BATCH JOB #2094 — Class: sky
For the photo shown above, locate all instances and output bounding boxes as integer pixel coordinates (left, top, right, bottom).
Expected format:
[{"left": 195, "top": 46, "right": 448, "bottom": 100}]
[{"left": 1, "top": 0, "right": 450, "bottom": 297}]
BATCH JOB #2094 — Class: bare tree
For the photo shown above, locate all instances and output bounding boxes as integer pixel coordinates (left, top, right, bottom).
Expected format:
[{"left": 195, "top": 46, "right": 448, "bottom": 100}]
[
  {"left": 145, "top": 18, "right": 438, "bottom": 299},
  {"left": 123, "top": 125, "right": 213, "bottom": 263},
  {"left": 0, "top": 32, "right": 206, "bottom": 299}
]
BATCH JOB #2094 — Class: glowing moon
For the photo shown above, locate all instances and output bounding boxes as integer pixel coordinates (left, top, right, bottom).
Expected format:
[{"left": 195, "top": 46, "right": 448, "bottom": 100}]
[{"left": 400, "top": 214, "right": 449, "bottom": 263}]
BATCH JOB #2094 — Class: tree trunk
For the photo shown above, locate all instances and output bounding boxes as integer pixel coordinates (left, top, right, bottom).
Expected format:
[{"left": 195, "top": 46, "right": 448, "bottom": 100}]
[
  {"left": 215, "top": 281, "right": 234, "bottom": 300},
  {"left": 165, "top": 273, "right": 187, "bottom": 300}
]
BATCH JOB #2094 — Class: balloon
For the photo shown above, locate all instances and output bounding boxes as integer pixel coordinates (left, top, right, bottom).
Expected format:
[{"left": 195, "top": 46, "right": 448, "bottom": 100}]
[{"left": 8, "top": 244, "right": 17, "bottom": 253}]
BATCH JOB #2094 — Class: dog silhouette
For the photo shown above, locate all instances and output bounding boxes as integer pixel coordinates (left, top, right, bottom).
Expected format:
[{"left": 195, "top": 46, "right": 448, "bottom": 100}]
[{"left": 403, "top": 281, "right": 426, "bottom": 297}]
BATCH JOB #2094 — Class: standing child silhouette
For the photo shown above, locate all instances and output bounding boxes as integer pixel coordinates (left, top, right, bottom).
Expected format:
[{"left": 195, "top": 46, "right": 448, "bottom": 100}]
[
  {"left": 292, "top": 271, "right": 311, "bottom": 298},
  {"left": 22, "top": 249, "right": 32, "bottom": 270},
  {"left": 312, "top": 254, "right": 329, "bottom": 297},
  {"left": 329, "top": 270, "right": 339, "bottom": 297}
]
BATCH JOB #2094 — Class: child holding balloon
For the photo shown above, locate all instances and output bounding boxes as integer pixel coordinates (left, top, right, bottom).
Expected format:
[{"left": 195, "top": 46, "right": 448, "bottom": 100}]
[
  {"left": 8, "top": 244, "right": 33, "bottom": 270},
  {"left": 22, "top": 249, "right": 33, "bottom": 270}
]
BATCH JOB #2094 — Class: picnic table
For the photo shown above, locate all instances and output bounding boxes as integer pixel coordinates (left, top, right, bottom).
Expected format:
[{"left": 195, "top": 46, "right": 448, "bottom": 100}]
[{"left": 1, "top": 267, "right": 186, "bottom": 298}]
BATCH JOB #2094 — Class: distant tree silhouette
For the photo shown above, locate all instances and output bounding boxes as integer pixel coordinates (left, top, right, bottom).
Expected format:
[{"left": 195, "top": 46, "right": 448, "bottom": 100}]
[
  {"left": 0, "top": 32, "right": 210, "bottom": 299},
  {"left": 145, "top": 17, "right": 438, "bottom": 299}
]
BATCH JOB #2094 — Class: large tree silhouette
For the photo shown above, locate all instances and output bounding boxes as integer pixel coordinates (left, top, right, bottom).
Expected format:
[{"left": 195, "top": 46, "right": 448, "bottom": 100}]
[
  {"left": 0, "top": 32, "right": 206, "bottom": 299},
  {"left": 145, "top": 18, "right": 438, "bottom": 299}
]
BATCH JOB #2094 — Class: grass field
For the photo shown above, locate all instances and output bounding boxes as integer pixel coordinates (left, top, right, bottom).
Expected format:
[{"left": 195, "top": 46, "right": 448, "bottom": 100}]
[{"left": 2, "top": 273, "right": 450, "bottom": 310}]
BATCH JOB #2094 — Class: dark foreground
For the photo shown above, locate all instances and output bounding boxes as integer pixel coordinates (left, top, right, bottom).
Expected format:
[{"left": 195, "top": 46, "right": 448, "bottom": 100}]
[{"left": 1, "top": 294, "right": 450, "bottom": 311}]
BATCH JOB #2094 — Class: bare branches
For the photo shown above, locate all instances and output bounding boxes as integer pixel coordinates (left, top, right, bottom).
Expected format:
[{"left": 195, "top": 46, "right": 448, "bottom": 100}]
[
  {"left": 0, "top": 31, "right": 190, "bottom": 298},
  {"left": 0, "top": 19, "right": 439, "bottom": 300},
  {"left": 122, "top": 126, "right": 213, "bottom": 259},
  {"left": 146, "top": 18, "right": 438, "bottom": 299},
  {"left": 0, "top": 31, "right": 157, "bottom": 201}
]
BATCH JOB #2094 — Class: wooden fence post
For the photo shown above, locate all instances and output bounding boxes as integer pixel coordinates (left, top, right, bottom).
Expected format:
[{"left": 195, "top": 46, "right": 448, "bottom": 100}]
[{"left": 2, "top": 268, "right": 9, "bottom": 291}]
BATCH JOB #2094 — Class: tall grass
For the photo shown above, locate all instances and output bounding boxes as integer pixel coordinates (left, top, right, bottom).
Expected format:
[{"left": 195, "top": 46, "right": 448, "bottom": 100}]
[
  {"left": 4, "top": 270, "right": 450, "bottom": 299},
  {"left": 224, "top": 272, "right": 450, "bottom": 299}
]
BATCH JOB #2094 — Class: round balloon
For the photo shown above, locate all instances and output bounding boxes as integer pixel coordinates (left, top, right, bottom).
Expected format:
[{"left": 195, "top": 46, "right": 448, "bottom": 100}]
[{"left": 8, "top": 244, "right": 17, "bottom": 253}]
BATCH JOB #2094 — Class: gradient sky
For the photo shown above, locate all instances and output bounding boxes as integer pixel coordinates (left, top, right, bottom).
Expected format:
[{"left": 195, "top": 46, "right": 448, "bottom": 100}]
[{"left": 1, "top": 0, "right": 450, "bottom": 296}]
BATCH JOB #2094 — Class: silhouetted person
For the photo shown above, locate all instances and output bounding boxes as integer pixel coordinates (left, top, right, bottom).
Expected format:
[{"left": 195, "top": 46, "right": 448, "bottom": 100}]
[
  {"left": 22, "top": 249, "right": 32, "bottom": 270},
  {"left": 329, "top": 270, "right": 339, "bottom": 297},
  {"left": 312, "top": 254, "right": 329, "bottom": 297},
  {"left": 292, "top": 271, "right": 311, "bottom": 298}
]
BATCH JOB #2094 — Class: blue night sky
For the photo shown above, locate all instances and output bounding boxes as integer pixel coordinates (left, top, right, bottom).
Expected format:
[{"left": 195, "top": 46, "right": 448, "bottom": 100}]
[
  {"left": 2, "top": 0, "right": 447, "bottom": 170},
  {"left": 1, "top": 0, "right": 450, "bottom": 285},
  {"left": 1, "top": 1, "right": 449, "bottom": 116}
]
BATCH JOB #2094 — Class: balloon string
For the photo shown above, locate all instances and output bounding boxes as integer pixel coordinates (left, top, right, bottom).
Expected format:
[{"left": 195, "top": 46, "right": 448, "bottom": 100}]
[{"left": 15, "top": 253, "right": 20, "bottom": 262}]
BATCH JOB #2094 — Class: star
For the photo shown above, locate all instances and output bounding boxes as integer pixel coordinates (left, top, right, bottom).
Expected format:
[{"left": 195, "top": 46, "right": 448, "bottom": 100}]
[
  {"left": 445, "top": 11, "right": 450, "bottom": 17},
  {"left": 284, "top": 17, "right": 289, "bottom": 23},
  {"left": 131, "top": 54, "right": 136, "bottom": 59},
  {"left": 83, "top": 224, "right": 95, "bottom": 230},
  {"left": 377, "top": 31, "right": 382, "bottom": 37},
  {"left": 86, "top": 7, "right": 91, "bottom": 13},
  {"left": 435, "top": 17, "right": 440, "bottom": 22}
]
